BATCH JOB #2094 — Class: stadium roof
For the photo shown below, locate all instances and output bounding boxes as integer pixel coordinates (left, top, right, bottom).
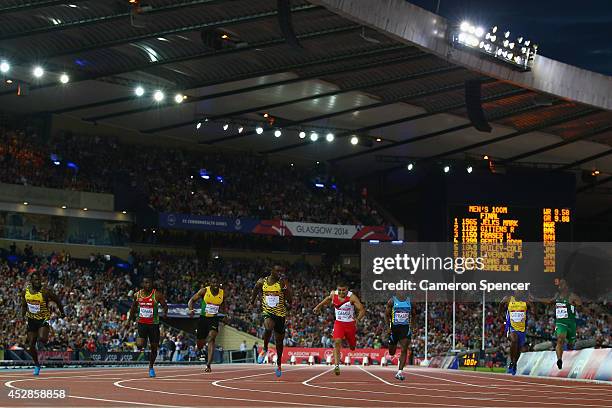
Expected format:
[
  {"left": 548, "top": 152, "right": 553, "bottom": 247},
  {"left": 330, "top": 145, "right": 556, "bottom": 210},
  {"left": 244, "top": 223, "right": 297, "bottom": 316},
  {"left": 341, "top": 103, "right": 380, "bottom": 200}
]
[{"left": 0, "top": 0, "right": 610, "bottom": 201}]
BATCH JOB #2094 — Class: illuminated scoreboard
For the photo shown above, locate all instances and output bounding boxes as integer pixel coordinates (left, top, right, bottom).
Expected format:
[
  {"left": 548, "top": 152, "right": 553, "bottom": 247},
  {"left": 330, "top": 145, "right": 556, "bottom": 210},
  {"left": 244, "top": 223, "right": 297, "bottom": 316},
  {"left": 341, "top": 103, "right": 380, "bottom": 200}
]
[{"left": 450, "top": 205, "right": 572, "bottom": 273}]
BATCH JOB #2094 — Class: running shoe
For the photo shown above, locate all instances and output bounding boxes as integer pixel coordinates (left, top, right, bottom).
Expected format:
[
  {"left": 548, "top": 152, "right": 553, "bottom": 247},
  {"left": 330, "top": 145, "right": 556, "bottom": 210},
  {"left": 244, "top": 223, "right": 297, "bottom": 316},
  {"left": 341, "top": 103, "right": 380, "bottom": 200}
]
[
  {"left": 33, "top": 366, "right": 40, "bottom": 376},
  {"left": 334, "top": 365, "right": 341, "bottom": 376},
  {"left": 149, "top": 368, "right": 156, "bottom": 378},
  {"left": 395, "top": 371, "right": 405, "bottom": 381},
  {"left": 506, "top": 364, "right": 514, "bottom": 374},
  {"left": 257, "top": 349, "right": 268, "bottom": 364},
  {"left": 556, "top": 359, "right": 563, "bottom": 370},
  {"left": 511, "top": 366, "right": 517, "bottom": 376},
  {"left": 275, "top": 367, "right": 282, "bottom": 378},
  {"left": 204, "top": 366, "right": 212, "bottom": 373}
]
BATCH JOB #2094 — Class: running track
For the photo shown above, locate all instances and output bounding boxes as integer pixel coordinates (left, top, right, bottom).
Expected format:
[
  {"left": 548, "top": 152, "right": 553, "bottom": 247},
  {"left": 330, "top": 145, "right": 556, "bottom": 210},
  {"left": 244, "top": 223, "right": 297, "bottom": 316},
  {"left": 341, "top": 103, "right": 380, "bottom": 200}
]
[{"left": 2, "top": 364, "right": 611, "bottom": 407}]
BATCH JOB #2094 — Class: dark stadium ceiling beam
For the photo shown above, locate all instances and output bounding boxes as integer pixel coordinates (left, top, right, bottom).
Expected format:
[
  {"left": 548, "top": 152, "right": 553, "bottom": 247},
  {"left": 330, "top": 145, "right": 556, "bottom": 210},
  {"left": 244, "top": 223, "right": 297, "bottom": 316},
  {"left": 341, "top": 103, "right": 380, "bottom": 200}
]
[
  {"left": 0, "top": 24, "right": 360, "bottom": 97},
  {"left": 264, "top": 87, "right": 531, "bottom": 155},
  {"left": 424, "top": 108, "right": 600, "bottom": 162},
  {"left": 82, "top": 48, "right": 420, "bottom": 122},
  {"left": 206, "top": 73, "right": 477, "bottom": 145},
  {"left": 0, "top": 0, "right": 228, "bottom": 41},
  {"left": 500, "top": 125, "right": 612, "bottom": 164},
  {"left": 556, "top": 148, "right": 612, "bottom": 171},
  {"left": 577, "top": 176, "right": 612, "bottom": 193},
  {"left": 0, "top": 0, "right": 87, "bottom": 14},
  {"left": 141, "top": 57, "right": 455, "bottom": 134},
  {"left": 29, "top": 4, "right": 321, "bottom": 60}
]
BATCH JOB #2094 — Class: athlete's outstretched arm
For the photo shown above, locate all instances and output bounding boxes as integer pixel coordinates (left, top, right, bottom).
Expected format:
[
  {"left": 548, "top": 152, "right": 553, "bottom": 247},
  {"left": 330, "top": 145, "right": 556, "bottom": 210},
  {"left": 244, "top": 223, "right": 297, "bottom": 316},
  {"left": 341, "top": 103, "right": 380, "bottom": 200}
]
[
  {"left": 187, "top": 288, "right": 206, "bottom": 316},
  {"left": 129, "top": 293, "right": 139, "bottom": 321},
  {"left": 282, "top": 278, "right": 293, "bottom": 306},
  {"left": 250, "top": 278, "right": 263, "bottom": 306},
  {"left": 351, "top": 294, "right": 366, "bottom": 321},
  {"left": 157, "top": 292, "right": 169, "bottom": 317},
  {"left": 498, "top": 296, "right": 509, "bottom": 320},
  {"left": 384, "top": 298, "right": 393, "bottom": 328},
  {"left": 44, "top": 288, "right": 65, "bottom": 318},
  {"left": 570, "top": 293, "right": 582, "bottom": 307},
  {"left": 20, "top": 291, "right": 27, "bottom": 319},
  {"left": 313, "top": 291, "right": 333, "bottom": 314},
  {"left": 527, "top": 299, "right": 536, "bottom": 320}
]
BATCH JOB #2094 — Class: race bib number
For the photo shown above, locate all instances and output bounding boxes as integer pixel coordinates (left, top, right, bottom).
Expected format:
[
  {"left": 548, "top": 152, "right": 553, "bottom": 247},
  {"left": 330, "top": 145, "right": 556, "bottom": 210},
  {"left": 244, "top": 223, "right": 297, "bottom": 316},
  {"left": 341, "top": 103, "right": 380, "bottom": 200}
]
[
  {"left": 139, "top": 307, "right": 154, "bottom": 318},
  {"left": 205, "top": 304, "right": 220, "bottom": 315},
  {"left": 395, "top": 312, "right": 410, "bottom": 323},
  {"left": 510, "top": 311, "right": 526, "bottom": 322},
  {"left": 556, "top": 304, "right": 568, "bottom": 319},
  {"left": 335, "top": 308, "right": 354, "bottom": 322},
  {"left": 265, "top": 295, "right": 280, "bottom": 307},
  {"left": 27, "top": 303, "right": 40, "bottom": 314}
]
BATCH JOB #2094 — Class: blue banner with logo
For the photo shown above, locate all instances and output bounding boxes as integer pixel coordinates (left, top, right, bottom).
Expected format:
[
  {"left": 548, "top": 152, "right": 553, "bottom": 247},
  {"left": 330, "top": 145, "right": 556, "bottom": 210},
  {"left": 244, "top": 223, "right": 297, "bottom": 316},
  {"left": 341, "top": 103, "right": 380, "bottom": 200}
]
[{"left": 159, "top": 213, "right": 260, "bottom": 233}]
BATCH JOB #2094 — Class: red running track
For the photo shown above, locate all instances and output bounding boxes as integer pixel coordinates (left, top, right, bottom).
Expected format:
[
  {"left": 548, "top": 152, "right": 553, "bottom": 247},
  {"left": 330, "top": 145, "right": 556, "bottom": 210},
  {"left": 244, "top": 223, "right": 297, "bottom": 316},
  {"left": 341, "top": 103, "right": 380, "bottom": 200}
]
[{"left": 1, "top": 364, "right": 611, "bottom": 407}]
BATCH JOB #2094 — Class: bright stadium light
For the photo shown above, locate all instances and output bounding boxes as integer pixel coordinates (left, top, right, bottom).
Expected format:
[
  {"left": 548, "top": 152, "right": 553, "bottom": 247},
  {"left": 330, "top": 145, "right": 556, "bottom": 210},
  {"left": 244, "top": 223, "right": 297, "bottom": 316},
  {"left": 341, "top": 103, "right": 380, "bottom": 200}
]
[
  {"left": 299, "top": 131, "right": 306, "bottom": 139},
  {"left": 475, "top": 27, "right": 484, "bottom": 37},
  {"left": 135, "top": 86, "right": 145, "bottom": 97},
  {"left": 256, "top": 126, "right": 264, "bottom": 134},
  {"left": 174, "top": 93, "right": 184, "bottom": 103},
  {"left": 0, "top": 61, "right": 9, "bottom": 73},
  {"left": 467, "top": 166, "right": 473, "bottom": 173},
  {"left": 59, "top": 73, "right": 70, "bottom": 84},
  {"left": 443, "top": 165, "right": 450, "bottom": 173},
  {"left": 238, "top": 126, "right": 244, "bottom": 133},
  {"left": 33, "top": 66, "right": 44, "bottom": 78},
  {"left": 223, "top": 123, "right": 229, "bottom": 131},
  {"left": 325, "top": 132, "right": 334, "bottom": 142},
  {"left": 153, "top": 90, "right": 164, "bottom": 102},
  {"left": 274, "top": 129, "right": 282, "bottom": 138},
  {"left": 460, "top": 21, "right": 470, "bottom": 32},
  {"left": 309, "top": 132, "right": 318, "bottom": 142},
  {"left": 196, "top": 122, "right": 202, "bottom": 129},
  {"left": 407, "top": 163, "right": 414, "bottom": 171},
  {"left": 350, "top": 136, "right": 359, "bottom": 145}
]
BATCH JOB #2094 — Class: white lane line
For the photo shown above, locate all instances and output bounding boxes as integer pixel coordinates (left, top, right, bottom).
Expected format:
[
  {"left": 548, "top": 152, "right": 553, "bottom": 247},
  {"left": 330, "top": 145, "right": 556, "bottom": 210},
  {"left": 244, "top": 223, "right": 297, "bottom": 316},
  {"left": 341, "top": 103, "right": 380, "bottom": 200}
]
[
  {"left": 116, "top": 366, "right": 347, "bottom": 408},
  {"left": 301, "top": 366, "right": 495, "bottom": 408},
  {"left": 429, "top": 369, "right": 612, "bottom": 389},
  {"left": 359, "top": 366, "right": 612, "bottom": 407}
]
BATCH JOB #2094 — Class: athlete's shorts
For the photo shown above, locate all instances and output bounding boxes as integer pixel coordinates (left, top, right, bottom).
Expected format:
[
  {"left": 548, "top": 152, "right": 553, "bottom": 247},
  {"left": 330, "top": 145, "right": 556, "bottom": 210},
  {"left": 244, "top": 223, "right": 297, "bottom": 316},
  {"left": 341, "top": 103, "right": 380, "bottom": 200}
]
[
  {"left": 333, "top": 321, "right": 357, "bottom": 348},
  {"left": 389, "top": 324, "right": 411, "bottom": 346},
  {"left": 27, "top": 318, "right": 49, "bottom": 333},
  {"left": 137, "top": 323, "right": 160, "bottom": 346},
  {"left": 197, "top": 316, "right": 220, "bottom": 340},
  {"left": 556, "top": 321, "right": 577, "bottom": 344},
  {"left": 506, "top": 327, "right": 526, "bottom": 348},
  {"left": 263, "top": 313, "right": 286, "bottom": 334}
]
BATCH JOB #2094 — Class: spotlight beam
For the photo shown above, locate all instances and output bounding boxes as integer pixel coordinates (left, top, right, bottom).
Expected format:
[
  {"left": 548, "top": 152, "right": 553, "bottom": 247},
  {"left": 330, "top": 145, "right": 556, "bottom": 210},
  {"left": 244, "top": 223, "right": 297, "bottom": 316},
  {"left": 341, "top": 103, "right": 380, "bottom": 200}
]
[
  {"left": 51, "top": 45, "right": 410, "bottom": 114},
  {"left": 142, "top": 63, "right": 460, "bottom": 133},
  {"left": 1, "top": 24, "right": 359, "bottom": 98},
  {"left": 73, "top": 47, "right": 417, "bottom": 120}
]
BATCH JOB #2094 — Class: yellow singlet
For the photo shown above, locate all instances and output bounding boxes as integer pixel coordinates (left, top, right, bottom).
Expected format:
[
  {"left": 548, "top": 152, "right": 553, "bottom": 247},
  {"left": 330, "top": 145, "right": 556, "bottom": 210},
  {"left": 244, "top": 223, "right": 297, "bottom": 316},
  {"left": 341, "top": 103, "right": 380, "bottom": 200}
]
[
  {"left": 261, "top": 278, "right": 286, "bottom": 317},
  {"left": 201, "top": 287, "right": 224, "bottom": 317},
  {"left": 507, "top": 296, "right": 527, "bottom": 332},
  {"left": 24, "top": 287, "right": 50, "bottom": 320}
]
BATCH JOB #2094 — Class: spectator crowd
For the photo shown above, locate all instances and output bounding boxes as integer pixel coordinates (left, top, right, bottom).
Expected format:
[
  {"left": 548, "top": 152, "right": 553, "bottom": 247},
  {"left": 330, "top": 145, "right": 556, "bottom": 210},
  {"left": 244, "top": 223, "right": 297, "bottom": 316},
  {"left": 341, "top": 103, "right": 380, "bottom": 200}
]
[{"left": 0, "top": 128, "right": 385, "bottom": 226}]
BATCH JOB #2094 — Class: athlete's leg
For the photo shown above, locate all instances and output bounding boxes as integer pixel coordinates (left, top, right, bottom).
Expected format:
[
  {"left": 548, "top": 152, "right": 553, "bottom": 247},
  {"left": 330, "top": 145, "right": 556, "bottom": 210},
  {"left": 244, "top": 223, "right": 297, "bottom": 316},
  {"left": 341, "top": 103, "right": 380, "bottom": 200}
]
[
  {"left": 27, "top": 331, "right": 39, "bottom": 368},
  {"left": 273, "top": 330, "right": 284, "bottom": 368},
  {"left": 398, "top": 338, "right": 410, "bottom": 371},
  {"left": 205, "top": 330, "right": 218, "bottom": 372},
  {"left": 263, "top": 317, "right": 274, "bottom": 352},
  {"left": 333, "top": 338, "right": 342, "bottom": 367},
  {"left": 38, "top": 325, "right": 49, "bottom": 345},
  {"left": 148, "top": 326, "right": 159, "bottom": 377},
  {"left": 509, "top": 332, "right": 519, "bottom": 366},
  {"left": 556, "top": 332, "right": 566, "bottom": 368}
]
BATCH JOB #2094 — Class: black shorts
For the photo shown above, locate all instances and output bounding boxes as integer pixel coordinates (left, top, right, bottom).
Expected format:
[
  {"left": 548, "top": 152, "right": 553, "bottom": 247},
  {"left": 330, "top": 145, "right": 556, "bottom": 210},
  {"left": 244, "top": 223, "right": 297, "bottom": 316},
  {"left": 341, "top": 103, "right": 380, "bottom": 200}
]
[
  {"left": 389, "top": 325, "right": 411, "bottom": 346},
  {"left": 263, "top": 313, "right": 286, "bottom": 335},
  {"left": 27, "top": 318, "right": 49, "bottom": 333},
  {"left": 197, "top": 316, "right": 220, "bottom": 340},
  {"left": 137, "top": 323, "right": 160, "bottom": 346}
]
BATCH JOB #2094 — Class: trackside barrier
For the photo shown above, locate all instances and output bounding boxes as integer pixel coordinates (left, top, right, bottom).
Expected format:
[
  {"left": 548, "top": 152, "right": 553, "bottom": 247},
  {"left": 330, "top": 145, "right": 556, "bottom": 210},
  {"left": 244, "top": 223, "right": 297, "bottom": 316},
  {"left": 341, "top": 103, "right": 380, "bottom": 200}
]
[
  {"left": 264, "top": 347, "right": 410, "bottom": 366},
  {"left": 517, "top": 348, "right": 612, "bottom": 381}
]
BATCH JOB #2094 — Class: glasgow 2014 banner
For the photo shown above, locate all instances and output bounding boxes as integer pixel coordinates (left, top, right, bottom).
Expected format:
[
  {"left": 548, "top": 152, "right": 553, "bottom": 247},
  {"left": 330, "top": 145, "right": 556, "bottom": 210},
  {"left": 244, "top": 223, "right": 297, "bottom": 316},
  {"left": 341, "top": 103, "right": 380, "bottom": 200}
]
[{"left": 159, "top": 213, "right": 403, "bottom": 241}]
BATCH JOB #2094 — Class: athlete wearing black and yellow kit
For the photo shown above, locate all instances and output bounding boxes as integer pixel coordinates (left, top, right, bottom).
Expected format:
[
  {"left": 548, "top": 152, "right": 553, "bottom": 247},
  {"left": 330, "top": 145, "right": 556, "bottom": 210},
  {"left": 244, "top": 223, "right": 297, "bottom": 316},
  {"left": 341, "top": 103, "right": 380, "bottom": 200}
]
[
  {"left": 188, "top": 278, "right": 225, "bottom": 372},
  {"left": 250, "top": 265, "right": 293, "bottom": 378},
  {"left": 21, "top": 271, "right": 65, "bottom": 376}
]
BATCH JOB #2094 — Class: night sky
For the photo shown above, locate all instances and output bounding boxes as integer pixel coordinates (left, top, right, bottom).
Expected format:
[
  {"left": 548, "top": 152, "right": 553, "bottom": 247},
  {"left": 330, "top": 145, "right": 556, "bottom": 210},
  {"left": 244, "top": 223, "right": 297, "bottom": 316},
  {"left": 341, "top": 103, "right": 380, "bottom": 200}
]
[{"left": 408, "top": 0, "right": 612, "bottom": 76}]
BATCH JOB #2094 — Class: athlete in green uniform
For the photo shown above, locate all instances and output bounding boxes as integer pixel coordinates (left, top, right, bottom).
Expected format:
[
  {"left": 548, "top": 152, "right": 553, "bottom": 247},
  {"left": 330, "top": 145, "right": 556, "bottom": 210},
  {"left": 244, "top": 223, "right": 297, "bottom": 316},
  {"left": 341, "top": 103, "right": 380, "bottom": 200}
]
[{"left": 541, "top": 279, "right": 581, "bottom": 369}]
